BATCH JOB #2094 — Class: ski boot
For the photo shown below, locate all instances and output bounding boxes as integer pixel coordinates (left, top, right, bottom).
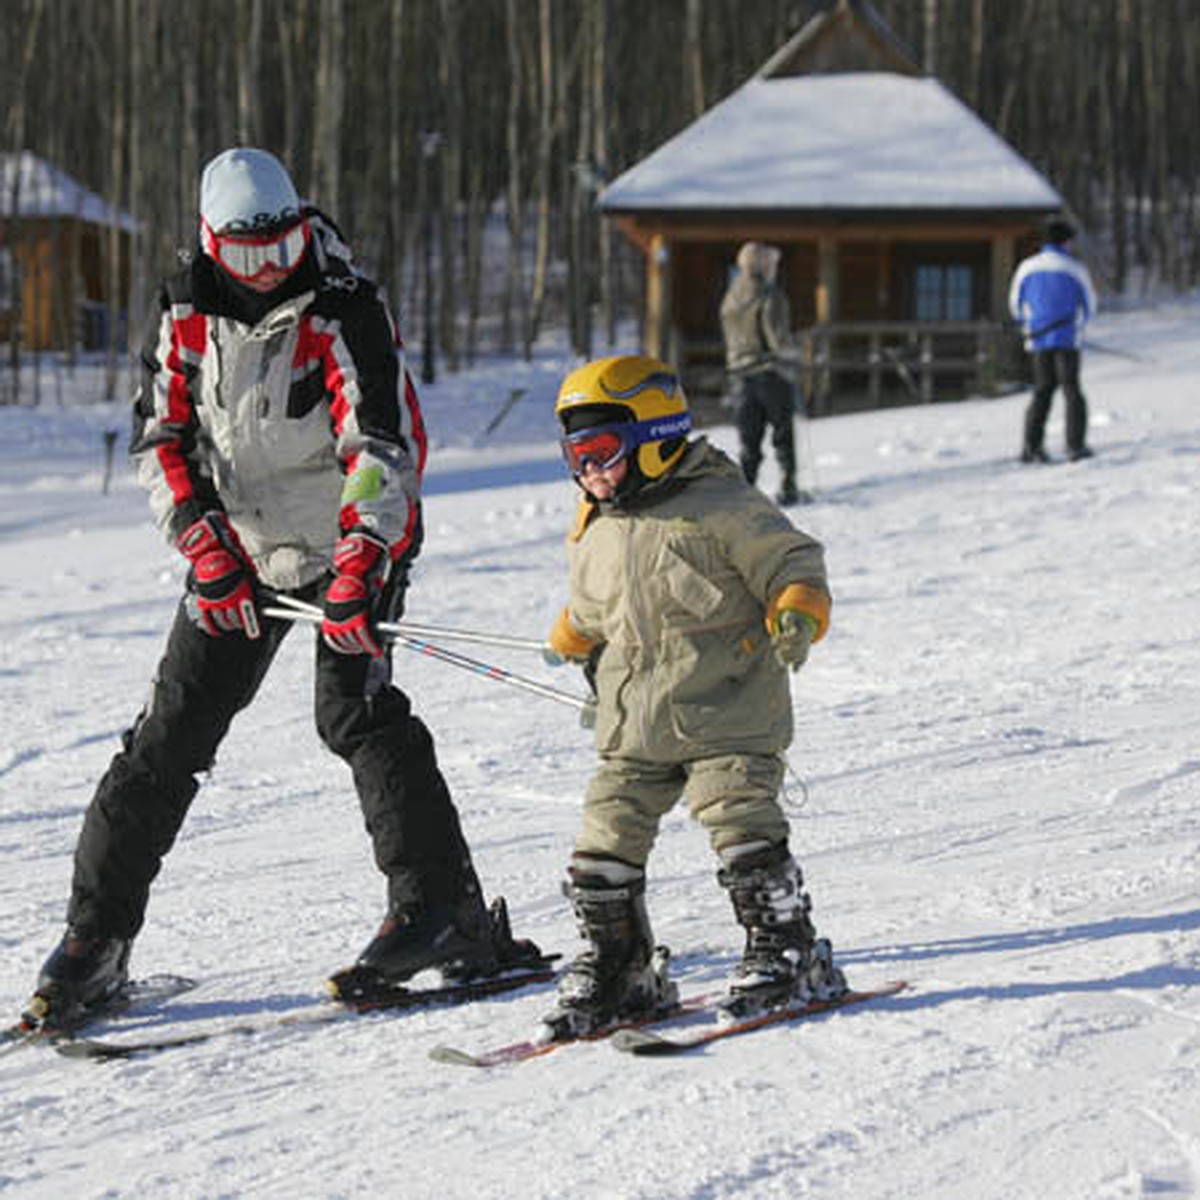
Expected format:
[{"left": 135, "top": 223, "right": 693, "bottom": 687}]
[
  {"left": 333, "top": 885, "right": 501, "bottom": 1001},
  {"left": 776, "top": 478, "right": 801, "bottom": 507},
  {"left": 25, "top": 930, "right": 131, "bottom": 1032},
  {"left": 540, "top": 857, "right": 677, "bottom": 1042},
  {"left": 717, "top": 842, "right": 846, "bottom": 1022},
  {"left": 440, "top": 895, "right": 548, "bottom": 983}
]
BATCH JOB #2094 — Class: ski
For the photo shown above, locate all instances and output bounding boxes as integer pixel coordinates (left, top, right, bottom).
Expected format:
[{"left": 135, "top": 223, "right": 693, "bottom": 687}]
[
  {"left": 2, "top": 974, "right": 198, "bottom": 1055},
  {"left": 610, "top": 980, "right": 908, "bottom": 1056},
  {"left": 54, "top": 961, "right": 557, "bottom": 1062},
  {"left": 429, "top": 990, "right": 725, "bottom": 1068}
]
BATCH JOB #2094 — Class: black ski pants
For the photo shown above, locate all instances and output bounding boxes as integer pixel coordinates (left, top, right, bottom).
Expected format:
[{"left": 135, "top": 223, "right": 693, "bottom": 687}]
[
  {"left": 67, "top": 592, "right": 475, "bottom": 940},
  {"left": 1024, "top": 348, "right": 1088, "bottom": 455},
  {"left": 733, "top": 368, "right": 797, "bottom": 487}
]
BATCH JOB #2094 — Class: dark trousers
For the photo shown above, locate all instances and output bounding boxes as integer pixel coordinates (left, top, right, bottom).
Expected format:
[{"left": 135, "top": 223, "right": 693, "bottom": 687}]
[
  {"left": 734, "top": 368, "right": 796, "bottom": 486},
  {"left": 67, "top": 594, "right": 475, "bottom": 939},
  {"left": 1025, "top": 349, "right": 1088, "bottom": 454}
]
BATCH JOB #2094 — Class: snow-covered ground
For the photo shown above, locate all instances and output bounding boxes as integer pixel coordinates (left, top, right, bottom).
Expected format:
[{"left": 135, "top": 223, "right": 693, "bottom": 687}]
[{"left": 1, "top": 304, "right": 1198, "bottom": 1200}]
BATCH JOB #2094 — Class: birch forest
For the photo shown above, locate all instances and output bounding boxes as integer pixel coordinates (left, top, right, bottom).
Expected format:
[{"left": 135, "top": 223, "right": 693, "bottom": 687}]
[{"left": 1, "top": 0, "right": 1197, "bottom": 390}]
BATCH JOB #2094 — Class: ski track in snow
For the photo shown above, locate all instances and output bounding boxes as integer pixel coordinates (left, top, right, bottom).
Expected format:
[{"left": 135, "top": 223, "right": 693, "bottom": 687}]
[{"left": 1, "top": 304, "right": 1199, "bottom": 1198}]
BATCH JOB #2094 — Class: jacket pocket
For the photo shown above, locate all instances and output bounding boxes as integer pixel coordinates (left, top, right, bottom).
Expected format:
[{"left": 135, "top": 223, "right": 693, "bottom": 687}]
[{"left": 659, "top": 542, "right": 724, "bottom": 621}]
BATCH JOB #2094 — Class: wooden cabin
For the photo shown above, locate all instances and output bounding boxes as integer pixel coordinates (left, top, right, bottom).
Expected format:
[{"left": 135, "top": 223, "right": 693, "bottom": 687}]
[
  {"left": 1, "top": 152, "right": 135, "bottom": 353},
  {"left": 597, "top": 0, "right": 1064, "bottom": 414}
]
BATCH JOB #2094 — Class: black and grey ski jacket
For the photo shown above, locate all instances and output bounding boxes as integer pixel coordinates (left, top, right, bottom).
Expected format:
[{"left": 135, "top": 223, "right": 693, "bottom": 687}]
[{"left": 131, "top": 215, "right": 424, "bottom": 591}]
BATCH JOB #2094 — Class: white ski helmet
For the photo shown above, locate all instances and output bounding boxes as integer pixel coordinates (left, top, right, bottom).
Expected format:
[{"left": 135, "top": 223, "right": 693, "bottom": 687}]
[{"left": 199, "top": 147, "right": 302, "bottom": 236}]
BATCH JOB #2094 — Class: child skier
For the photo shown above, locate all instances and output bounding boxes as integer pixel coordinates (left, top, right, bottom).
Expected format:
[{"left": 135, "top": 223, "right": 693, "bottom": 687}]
[{"left": 541, "top": 354, "right": 846, "bottom": 1039}]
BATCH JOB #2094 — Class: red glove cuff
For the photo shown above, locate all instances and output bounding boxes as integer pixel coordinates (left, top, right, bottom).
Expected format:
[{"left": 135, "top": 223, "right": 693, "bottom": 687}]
[
  {"left": 333, "top": 531, "right": 389, "bottom": 583},
  {"left": 178, "top": 512, "right": 251, "bottom": 568}
]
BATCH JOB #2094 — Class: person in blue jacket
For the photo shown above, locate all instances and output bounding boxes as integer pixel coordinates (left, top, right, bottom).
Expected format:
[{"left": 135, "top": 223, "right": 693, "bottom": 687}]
[{"left": 1008, "top": 216, "right": 1098, "bottom": 463}]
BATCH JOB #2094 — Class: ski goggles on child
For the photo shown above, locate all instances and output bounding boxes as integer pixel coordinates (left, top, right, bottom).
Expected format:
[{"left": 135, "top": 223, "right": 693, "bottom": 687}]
[
  {"left": 201, "top": 217, "right": 312, "bottom": 284},
  {"left": 560, "top": 412, "right": 692, "bottom": 475}
]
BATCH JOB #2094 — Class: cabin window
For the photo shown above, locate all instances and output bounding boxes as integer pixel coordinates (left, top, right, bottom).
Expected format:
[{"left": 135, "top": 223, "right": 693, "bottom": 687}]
[{"left": 914, "top": 263, "right": 973, "bottom": 321}]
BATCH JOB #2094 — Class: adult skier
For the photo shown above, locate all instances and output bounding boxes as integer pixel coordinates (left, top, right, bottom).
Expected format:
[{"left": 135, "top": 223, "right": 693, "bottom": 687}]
[
  {"left": 1009, "top": 215, "right": 1098, "bottom": 463},
  {"left": 719, "top": 241, "right": 805, "bottom": 505},
  {"left": 540, "top": 354, "right": 846, "bottom": 1038},
  {"left": 28, "top": 147, "right": 535, "bottom": 1027}
]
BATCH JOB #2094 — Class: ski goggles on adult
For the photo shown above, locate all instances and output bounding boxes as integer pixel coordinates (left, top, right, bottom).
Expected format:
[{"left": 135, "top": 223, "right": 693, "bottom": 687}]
[
  {"left": 560, "top": 412, "right": 692, "bottom": 474},
  {"left": 201, "top": 218, "right": 311, "bottom": 283}
]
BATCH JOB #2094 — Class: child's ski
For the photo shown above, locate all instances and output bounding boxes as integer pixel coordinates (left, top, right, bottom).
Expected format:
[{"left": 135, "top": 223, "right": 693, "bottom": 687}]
[
  {"left": 429, "top": 991, "right": 725, "bottom": 1068},
  {"left": 610, "top": 980, "right": 908, "bottom": 1056}
]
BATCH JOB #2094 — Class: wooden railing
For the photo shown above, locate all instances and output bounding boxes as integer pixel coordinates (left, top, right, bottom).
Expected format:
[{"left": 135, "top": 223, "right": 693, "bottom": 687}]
[
  {"left": 798, "top": 319, "right": 1019, "bottom": 413},
  {"left": 676, "top": 320, "right": 1025, "bottom": 417}
]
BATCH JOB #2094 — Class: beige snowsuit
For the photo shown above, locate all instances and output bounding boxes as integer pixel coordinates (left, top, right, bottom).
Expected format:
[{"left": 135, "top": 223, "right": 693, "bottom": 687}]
[{"left": 558, "top": 439, "right": 830, "bottom": 865}]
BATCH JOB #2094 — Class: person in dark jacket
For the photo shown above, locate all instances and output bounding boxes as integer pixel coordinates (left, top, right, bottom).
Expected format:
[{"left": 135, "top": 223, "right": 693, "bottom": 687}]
[
  {"left": 719, "top": 242, "right": 807, "bottom": 505},
  {"left": 1009, "top": 216, "right": 1098, "bottom": 463},
  {"left": 26, "top": 148, "right": 534, "bottom": 1029}
]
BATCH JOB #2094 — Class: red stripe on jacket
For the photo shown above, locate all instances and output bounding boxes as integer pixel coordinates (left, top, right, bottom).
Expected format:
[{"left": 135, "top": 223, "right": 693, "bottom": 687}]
[{"left": 155, "top": 310, "right": 209, "bottom": 508}]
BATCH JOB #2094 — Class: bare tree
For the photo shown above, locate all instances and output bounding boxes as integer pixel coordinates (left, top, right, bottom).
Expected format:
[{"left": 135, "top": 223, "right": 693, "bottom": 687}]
[
  {"left": 3, "top": 0, "right": 45, "bottom": 403},
  {"left": 311, "top": 0, "right": 344, "bottom": 215},
  {"left": 104, "top": 0, "right": 128, "bottom": 402},
  {"left": 527, "top": 0, "right": 554, "bottom": 354}
]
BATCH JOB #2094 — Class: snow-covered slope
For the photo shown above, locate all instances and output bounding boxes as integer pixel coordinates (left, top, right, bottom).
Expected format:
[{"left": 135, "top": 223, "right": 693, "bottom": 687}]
[{"left": 2, "top": 305, "right": 1198, "bottom": 1199}]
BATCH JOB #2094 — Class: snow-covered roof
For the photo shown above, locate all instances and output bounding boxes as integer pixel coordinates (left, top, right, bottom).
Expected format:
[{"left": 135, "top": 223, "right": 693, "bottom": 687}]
[
  {"left": 599, "top": 73, "right": 1062, "bottom": 215},
  {"left": 0, "top": 151, "right": 137, "bottom": 231}
]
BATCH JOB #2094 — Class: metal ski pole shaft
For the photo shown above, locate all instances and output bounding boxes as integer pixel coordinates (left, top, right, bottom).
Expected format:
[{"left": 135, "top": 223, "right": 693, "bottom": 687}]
[
  {"left": 263, "top": 593, "right": 544, "bottom": 652},
  {"left": 261, "top": 605, "right": 591, "bottom": 712},
  {"left": 388, "top": 632, "right": 592, "bottom": 712},
  {"left": 380, "top": 620, "right": 544, "bottom": 652}
]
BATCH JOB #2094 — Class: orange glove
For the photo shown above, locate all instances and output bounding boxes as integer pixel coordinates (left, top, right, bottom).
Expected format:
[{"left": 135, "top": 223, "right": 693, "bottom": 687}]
[{"left": 543, "top": 606, "right": 598, "bottom": 667}]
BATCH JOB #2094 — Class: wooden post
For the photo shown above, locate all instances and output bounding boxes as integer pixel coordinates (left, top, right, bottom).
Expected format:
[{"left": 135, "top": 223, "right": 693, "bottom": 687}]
[
  {"left": 816, "top": 328, "right": 832, "bottom": 414},
  {"left": 991, "top": 233, "right": 1015, "bottom": 323},
  {"left": 815, "top": 237, "right": 839, "bottom": 407},
  {"left": 102, "top": 430, "right": 119, "bottom": 495},
  {"left": 919, "top": 333, "right": 934, "bottom": 402},
  {"left": 645, "top": 234, "right": 671, "bottom": 360},
  {"left": 815, "top": 235, "right": 838, "bottom": 325},
  {"left": 800, "top": 331, "right": 815, "bottom": 414},
  {"left": 868, "top": 331, "right": 881, "bottom": 406}
]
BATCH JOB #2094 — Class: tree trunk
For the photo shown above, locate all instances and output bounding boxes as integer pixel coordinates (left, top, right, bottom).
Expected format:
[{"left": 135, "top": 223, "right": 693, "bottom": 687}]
[
  {"left": 3, "top": 0, "right": 45, "bottom": 404},
  {"left": 685, "top": 0, "right": 705, "bottom": 118},
  {"left": 437, "top": 0, "right": 460, "bottom": 371},
  {"left": 237, "top": 0, "right": 263, "bottom": 145},
  {"left": 388, "top": 0, "right": 406, "bottom": 314},
  {"left": 592, "top": 0, "right": 615, "bottom": 346},
  {"left": 503, "top": 0, "right": 526, "bottom": 356},
  {"left": 312, "top": 0, "right": 344, "bottom": 214},
  {"left": 105, "top": 0, "right": 127, "bottom": 403},
  {"left": 527, "top": 0, "right": 553, "bottom": 355}
]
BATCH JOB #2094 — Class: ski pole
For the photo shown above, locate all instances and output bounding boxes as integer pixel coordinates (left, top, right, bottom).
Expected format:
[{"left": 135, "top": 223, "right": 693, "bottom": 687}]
[
  {"left": 262, "top": 603, "right": 592, "bottom": 714},
  {"left": 265, "top": 591, "right": 546, "bottom": 653}
]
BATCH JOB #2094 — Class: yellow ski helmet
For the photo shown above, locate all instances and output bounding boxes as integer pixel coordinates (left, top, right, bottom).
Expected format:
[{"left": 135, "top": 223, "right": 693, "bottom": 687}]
[{"left": 555, "top": 355, "right": 691, "bottom": 482}]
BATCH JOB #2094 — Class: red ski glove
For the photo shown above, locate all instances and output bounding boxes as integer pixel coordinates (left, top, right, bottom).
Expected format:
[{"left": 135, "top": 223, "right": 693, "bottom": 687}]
[
  {"left": 177, "top": 513, "right": 261, "bottom": 640},
  {"left": 322, "top": 531, "right": 390, "bottom": 657}
]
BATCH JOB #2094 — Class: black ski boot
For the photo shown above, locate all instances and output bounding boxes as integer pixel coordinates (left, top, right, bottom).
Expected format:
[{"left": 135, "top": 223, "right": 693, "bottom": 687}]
[
  {"left": 440, "top": 895, "right": 547, "bottom": 983},
  {"left": 776, "top": 478, "right": 801, "bottom": 506},
  {"left": 718, "top": 842, "right": 846, "bottom": 1020},
  {"left": 540, "top": 857, "right": 677, "bottom": 1041},
  {"left": 346, "top": 887, "right": 501, "bottom": 989},
  {"left": 26, "top": 930, "right": 131, "bottom": 1030}
]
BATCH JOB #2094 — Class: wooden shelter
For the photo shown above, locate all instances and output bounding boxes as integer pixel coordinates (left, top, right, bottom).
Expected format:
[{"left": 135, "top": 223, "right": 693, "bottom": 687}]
[
  {"left": 598, "top": 0, "right": 1064, "bottom": 413},
  {"left": 1, "top": 152, "right": 135, "bottom": 353}
]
